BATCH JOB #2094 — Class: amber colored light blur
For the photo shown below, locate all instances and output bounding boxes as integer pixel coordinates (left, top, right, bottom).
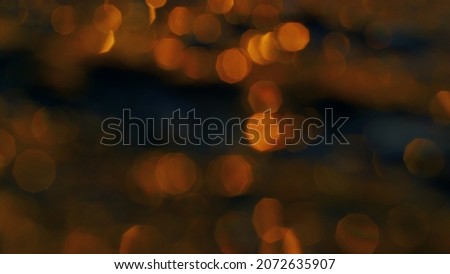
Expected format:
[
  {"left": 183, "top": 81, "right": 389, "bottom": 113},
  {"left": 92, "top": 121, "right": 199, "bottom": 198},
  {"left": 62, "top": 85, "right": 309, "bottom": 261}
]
[
  {"left": 216, "top": 48, "right": 252, "bottom": 84},
  {"left": 252, "top": 4, "right": 279, "bottom": 31},
  {"left": 429, "top": 90, "right": 450, "bottom": 123},
  {"left": 31, "top": 108, "right": 79, "bottom": 145},
  {"left": 93, "top": 4, "right": 122, "bottom": 33},
  {"left": 63, "top": 229, "right": 109, "bottom": 253},
  {"left": 0, "top": 129, "right": 16, "bottom": 167},
  {"left": 182, "top": 47, "right": 214, "bottom": 80},
  {"left": 51, "top": 5, "right": 77, "bottom": 35},
  {"left": 168, "top": 7, "right": 194, "bottom": 36},
  {"left": 387, "top": 205, "right": 429, "bottom": 249},
  {"left": 215, "top": 212, "right": 257, "bottom": 253},
  {"left": 253, "top": 198, "right": 284, "bottom": 243},
  {"left": 79, "top": 26, "right": 116, "bottom": 54},
  {"left": 403, "top": 138, "right": 445, "bottom": 178},
  {"left": 155, "top": 153, "right": 197, "bottom": 195},
  {"left": 129, "top": 153, "right": 162, "bottom": 206},
  {"left": 335, "top": 214, "right": 380, "bottom": 254},
  {"left": 153, "top": 37, "right": 185, "bottom": 70},
  {"left": 245, "top": 112, "right": 283, "bottom": 152},
  {"left": 248, "top": 81, "right": 283, "bottom": 113},
  {"left": 145, "top": 0, "right": 166, "bottom": 9},
  {"left": 276, "top": 22, "right": 310, "bottom": 52},
  {"left": 208, "top": 0, "right": 234, "bottom": 14},
  {"left": 282, "top": 229, "right": 303, "bottom": 254},
  {"left": 120, "top": 225, "right": 163, "bottom": 253},
  {"left": 193, "top": 14, "right": 222, "bottom": 44},
  {"left": 13, "top": 149, "right": 56, "bottom": 193}
]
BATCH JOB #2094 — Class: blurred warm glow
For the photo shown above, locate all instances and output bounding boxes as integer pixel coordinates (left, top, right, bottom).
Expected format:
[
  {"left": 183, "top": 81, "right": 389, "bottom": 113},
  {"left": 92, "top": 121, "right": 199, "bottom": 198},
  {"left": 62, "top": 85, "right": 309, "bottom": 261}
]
[
  {"left": 129, "top": 153, "right": 162, "bottom": 206},
  {"left": 0, "top": 129, "right": 16, "bottom": 168},
  {"left": 93, "top": 4, "right": 122, "bottom": 33},
  {"left": 253, "top": 198, "right": 284, "bottom": 243},
  {"left": 120, "top": 225, "right": 163, "bottom": 253},
  {"left": 245, "top": 112, "right": 284, "bottom": 152},
  {"left": 153, "top": 37, "right": 185, "bottom": 70},
  {"left": 208, "top": 0, "right": 234, "bottom": 14},
  {"left": 79, "top": 26, "right": 116, "bottom": 54},
  {"left": 403, "top": 138, "right": 445, "bottom": 178},
  {"left": 335, "top": 214, "right": 380, "bottom": 254},
  {"left": 182, "top": 47, "right": 214, "bottom": 80},
  {"left": 145, "top": 0, "right": 167, "bottom": 9},
  {"left": 252, "top": 4, "right": 279, "bottom": 31},
  {"left": 51, "top": 5, "right": 77, "bottom": 35},
  {"left": 283, "top": 229, "right": 303, "bottom": 254},
  {"left": 99, "top": 30, "right": 116, "bottom": 54},
  {"left": 193, "top": 13, "right": 222, "bottom": 44},
  {"left": 430, "top": 90, "right": 450, "bottom": 123},
  {"left": 31, "top": 108, "right": 79, "bottom": 145},
  {"left": 168, "top": 7, "right": 194, "bottom": 36},
  {"left": 12, "top": 149, "right": 56, "bottom": 193},
  {"left": 63, "top": 229, "right": 109, "bottom": 253},
  {"left": 276, "top": 22, "right": 310, "bottom": 52},
  {"left": 215, "top": 212, "right": 256, "bottom": 253},
  {"left": 387, "top": 205, "right": 429, "bottom": 250},
  {"left": 216, "top": 48, "right": 252, "bottom": 84},
  {"left": 248, "top": 81, "right": 283, "bottom": 113},
  {"left": 155, "top": 153, "right": 197, "bottom": 195}
]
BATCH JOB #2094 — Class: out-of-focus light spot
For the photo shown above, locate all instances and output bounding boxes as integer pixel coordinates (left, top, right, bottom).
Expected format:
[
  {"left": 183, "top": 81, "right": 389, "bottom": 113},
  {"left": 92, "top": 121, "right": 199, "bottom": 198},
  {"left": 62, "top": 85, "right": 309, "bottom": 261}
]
[
  {"left": 215, "top": 212, "right": 257, "bottom": 253},
  {"left": 430, "top": 90, "right": 450, "bottom": 123},
  {"left": 208, "top": 155, "right": 254, "bottom": 197},
  {"left": 339, "top": 5, "right": 369, "bottom": 31},
  {"left": 31, "top": 108, "right": 80, "bottom": 145},
  {"left": 63, "top": 229, "right": 109, "bottom": 253},
  {"left": 323, "top": 32, "right": 351, "bottom": 56},
  {"left": 276, "top": 22, "right": 310, "bottom": 52},
  {"left": 93, "top": 4, "right": 122, "bottom": 33},
  {"left": 259, "top": 32, "right": 279, "bottom": 63},
  {"left": 168, "top": 7, "right": 194, "bottom": 36},
  {"left": 403, "top": 138, "right": 444, "bottom": 178},
  {"left": 182, "top": 47, "right": 214, "bottom": 80},
  {"left": 208, "top": 0, "right": 234, "bottom": 14},
  {"left": 322, "top": 49, "right": 346, "bottom": 80},
  {"left": 387, "top": 205, "right": 429, "bottom": 249},
  {"left": 13, "top": 149, "right": 56, "bottom": 193},
  {"left": 155, "top": 153, "right": 197, "bottom": 195},
  {"left": 245, "top": 112, "right": 284, "bottom": 152},
  {"left": 129, "top": 153, "right": 162, "bottom": 206},
  {"left": 99, "top": 30, "right": 115, "bottom": 54},
  {"left": 148, "top": 5, "right": 156, "bottom": 25},
  {"left": 145, "top": 0, "right": 167, "bottom": 9},
  {"left": 216, "top": 48, "right": 252, "bottom": 84},
  {"left": 365, "top": 21, "right": 392, "bottom": 50},
  {"left": 253, "top": 198, "right": 284, "bottom": 243},
  {"left": 193, "top": 13, "right": 221, "bottom": 44},
  {"left": 252, "top": 4, "right": 279, "bottom": 31},
  {"left": 335, "top": 214, "right": 379, "bottom": 254},
  {"left": 153, "top": 37, "right": 185, "bottom": 70},
  {"left": 248, "top": 81, "right": 283, "bottom": 113},
  {"left": 120, "top": 225, "right": 163, "bottom": 253},
  {"left": 51, "top": 5, "right": 77, "bottom": 35},
  {"left": 0, "top": 129, "right": 16, "bottom": 168},
  {"left": 283, "top": 229, "right": 303, "bottom": 254},
  {"left": 245, "top": 32, "right": 270, "bottom": 65}
]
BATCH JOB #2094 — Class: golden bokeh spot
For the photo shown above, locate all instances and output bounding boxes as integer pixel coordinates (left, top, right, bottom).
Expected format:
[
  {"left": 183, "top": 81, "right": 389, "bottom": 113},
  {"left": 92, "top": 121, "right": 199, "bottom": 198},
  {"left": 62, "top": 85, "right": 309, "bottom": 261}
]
[
  {"left": 248, "top": 81, "right": 283, "bottom": 113},
  {"left": 216, "top": 155, "right": 254, "bottom": 197},
  {"left": 120, "top": 225, "right": 163, "bottom": 253},
  {"left": 208, "top": 0, "right": 234, "bottom": 14},
  {"left": 93, "top": 4, "right": 122, "bottom": 33},
  {"left": 216, "top": 48, "right": 252, "bottom": 84},
  {"left": 148, "top": 5, "right": 156, "bottom": 25},
  {"left": 253, "top": 198, "right": 284, "bottom": 243},
  {"left": 99, "top": 30, "right": 115, "bottom": 54},
  {"left": 387, "top": 205, "right": 429, "bottom": 249},
  {"left": 13, "top": 149, "right": 56, "bottom": 193},
  {"left": 168, "top": 7, "right": 194, "bottom": 36},
  {"left": 145, "top": 0, "right": 167, "bottom": 9},
  {"left": 403, "top": 138, "right": 445, "bottom": 178},
  {"left": 129, "top": 153, "right": 163, "bottom": 206},
  {"left": 429, "top": 90, "right": 450, "bottom": 123},
  {"left": 51, "top": 5, "right": 77, "bottom": 35},
  {"left": 283, "top": 229, "right": 303, "bottom": 254},
  {"left": 245, "top": 112, "right": 284, "bottom": 152},
  {"left": 276, "top": 22, "right": 310, "bottom": 52},
  {"left": 259, "top": 32, "right": 280, "bottom": 63},
  {"left": 193, "top": 13, "right": 222, "bottom": 44},
  {"left": 0, "top": 129, "right": 16, "bottom": 168},
  {"left": 335, "top": 214, "right": 379, "bottom": 254},
  {"left": 153, "top": 37, "right": 185, "bottom": 70},
  {"left": 182, "top": 47, "right": 214, "bottom": 80},
  {"left": 155, "top": 153, "right": 197, "bottom": 195},
  {"left": 252, "top": 4, "right": 279, "bottom": 31}
]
